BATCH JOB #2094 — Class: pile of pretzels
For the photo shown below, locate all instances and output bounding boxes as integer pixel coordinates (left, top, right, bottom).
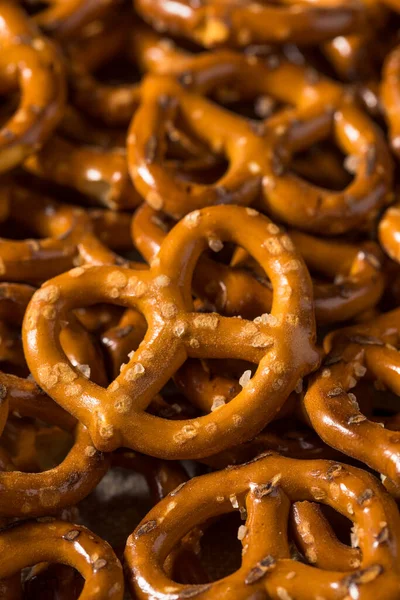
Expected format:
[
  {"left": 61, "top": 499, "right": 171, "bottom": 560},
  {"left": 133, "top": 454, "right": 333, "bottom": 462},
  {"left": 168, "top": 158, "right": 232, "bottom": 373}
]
[{"left": 3, "top": 0, "right": 400, "bottom": 598}]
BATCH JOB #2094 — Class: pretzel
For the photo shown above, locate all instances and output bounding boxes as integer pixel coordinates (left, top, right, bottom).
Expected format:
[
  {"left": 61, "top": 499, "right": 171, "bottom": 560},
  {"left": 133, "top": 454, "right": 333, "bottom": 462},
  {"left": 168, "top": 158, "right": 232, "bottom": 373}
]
[
  {"left": 22, "top": 0, "right": 120, "bottom": 38},
  {"left": 133, "top": 203, "right": 384, "bottom": 323},
  {"left": 23, "top": 205, "right": 319, "bottom": 457},
  {"left": 24, "top": 135, "right": 141, "bottom": 210},
  {"left": 0, "top": 520, "right": 123, "bottom": 599},
  {"left": 129, "top": 57, "right": 392, "bottom": 229},
  {"left": 133, "top": 0, "right": 364, "bottom": 48},
  {"left": 303, "top": 308, "right": 400, "bottom": 493},
  {"left": 126, "top": 452, "right": 400, "bottom": 599},
  {"left": 0, "top": 0, "right": 65, "bottom": 173}
]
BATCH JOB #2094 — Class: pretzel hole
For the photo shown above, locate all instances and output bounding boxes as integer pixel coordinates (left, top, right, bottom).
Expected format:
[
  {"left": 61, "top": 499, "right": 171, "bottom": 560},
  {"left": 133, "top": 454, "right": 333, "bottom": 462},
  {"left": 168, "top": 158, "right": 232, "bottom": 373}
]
[
  {"left": 94, "top": 56, "right": 142, "bottom": 87},
  {"left": 291, "top": 139, "right": 353, "bottom": 191},
  {"left": 24, "top": 564, "right": 83, "bottom": 600},
  {"left": 0, "top": 322, "right": 28, "bottom": 377},
  {"left": 193, "top": 512, "right": 243, "bottom": 582}
]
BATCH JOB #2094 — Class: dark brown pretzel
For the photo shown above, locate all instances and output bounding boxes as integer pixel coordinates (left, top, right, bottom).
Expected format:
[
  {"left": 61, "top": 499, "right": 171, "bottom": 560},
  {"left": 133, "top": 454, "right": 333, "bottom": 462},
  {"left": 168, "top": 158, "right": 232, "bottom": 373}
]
[
  {"left": 0, "top": 0, "right": 65, "bottom": 172},
  {"left": 23, "top": 206, "right": 319, "bottom": 458},
  {"left": 134, "top": 0, "right": 364, "bottom": 47},
  {"left": 126, "top": 453, "right": 400, "bottom": 599},
  {"left": 304, "top": 309, "right": 400, "bottom": 493}
]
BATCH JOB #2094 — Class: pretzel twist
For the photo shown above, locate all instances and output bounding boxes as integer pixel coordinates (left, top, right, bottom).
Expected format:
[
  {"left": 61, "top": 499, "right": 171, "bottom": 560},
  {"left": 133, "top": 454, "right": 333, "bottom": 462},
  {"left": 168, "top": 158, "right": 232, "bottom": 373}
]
[
  {"left": 303, "top": 309, "right": 400, "bottom": 491},
  {"left": 133, "top": 0, "right": 364, "bottom": 47},
  {"left": 23, "top": 206, "right": 319, "bottom": 457},
  {"left": 126, "top": 453, "right": 400, "bottom": 599},
  {"left": 0, "top": 520, "right": 123, "bottom": 599},
  {"left": 129, "top": 55, "right": 392, "bottom": 229},
  {"left": 0, "top": 0, "right": 65, "bottom": 172}
]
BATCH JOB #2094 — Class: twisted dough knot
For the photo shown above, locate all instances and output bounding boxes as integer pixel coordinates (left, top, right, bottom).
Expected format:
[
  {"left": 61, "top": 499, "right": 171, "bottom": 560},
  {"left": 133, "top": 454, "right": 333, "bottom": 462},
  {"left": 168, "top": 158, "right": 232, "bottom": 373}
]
[
  {"left": 126, "top": 453, "right": 400, "bottom": 600},
  {"left": 129, "top": 54, "right": 393, "bottom": 230},
  {"left": 23, "top": 206, "right": 319, "bottom": 457}
]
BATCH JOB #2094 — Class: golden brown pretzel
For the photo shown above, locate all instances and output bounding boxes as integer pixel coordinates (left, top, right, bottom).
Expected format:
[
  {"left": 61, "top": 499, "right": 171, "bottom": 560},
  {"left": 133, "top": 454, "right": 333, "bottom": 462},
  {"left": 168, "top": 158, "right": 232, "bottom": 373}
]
[
  {"left": 0, "top": 520, "right": 124, "bottom": 599},
  {"left": 303, "top": 309, "right": 400, "bottom": 493},
  {"left": 0, "top": 0, "right": 65, "bottom": 172},
  {"left": 0, "top": 183, "right": 137, "bottom": 283},
  {"left": 126, "top": 453, "right": 400, "bottom": 599},
  {"left": 133, "top": 0, "right": 364, "bottom": 48},
  {"left": 23, "top": 206, "right": 319, "bottom": 457},
  {"left": 133, "top": 203, "right": 385, "bottom": 323},
  {"left": 129, "top": 55, "right": 392, "bottom": 229},
  {"left": 24, "top": 135, "right": 141, "bottom": 210}
]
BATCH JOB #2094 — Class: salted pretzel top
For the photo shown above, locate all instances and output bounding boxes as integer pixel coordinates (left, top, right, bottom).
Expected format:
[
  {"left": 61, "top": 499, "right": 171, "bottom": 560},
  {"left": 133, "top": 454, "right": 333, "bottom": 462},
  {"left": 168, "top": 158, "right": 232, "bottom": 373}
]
[
  {"left": 304, "top": 309, "right": 400, "bottom": 491},
  {"left": 129, "top": 55, "right": 392, "bottom": 230},
  {"left": 23, "top": 206, "right": 319, "bottom": 458},
  {"left": 134, "top": 0, "right": 364, "bottom": 47},
  {"left": 126, "top": 453, "right": 400, "bottom": 600},
  {"left": 0, "top": 1, "right": 65, "bottom": 172}
]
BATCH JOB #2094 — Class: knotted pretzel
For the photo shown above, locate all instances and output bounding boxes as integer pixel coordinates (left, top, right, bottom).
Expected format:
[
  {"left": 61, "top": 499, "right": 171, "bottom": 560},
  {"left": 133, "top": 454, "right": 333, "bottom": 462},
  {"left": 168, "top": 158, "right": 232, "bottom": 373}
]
[
  {"left": 0, "top": 0, "right": 65, "bottom": 172},
  {"left": 133, "top": 203, "right": 384, "bottom": 323},
  {"left": 129, "top": 56, "right": 392, "bottom": 230},
  {"left": 134, "top": 0, "right": 364, "bottom": 48},
  {"left": 23, "top": 206, "right": 319, "bottom": 457},
  {"left": 304, "top": 309, "right": 400, "bottom": 492},
  {"left": 0, "top": 520, "right": 124, "bottom": 599},
  {"left": 126, "top": 453, "right": 400, "bottom": 599}
]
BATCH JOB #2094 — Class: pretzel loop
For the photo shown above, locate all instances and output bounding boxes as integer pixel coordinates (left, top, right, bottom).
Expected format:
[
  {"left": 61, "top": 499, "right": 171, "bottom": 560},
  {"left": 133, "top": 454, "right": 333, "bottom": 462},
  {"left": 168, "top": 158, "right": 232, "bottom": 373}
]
[{"left": 0, "top": 520, "right": 123, "bottom": 599}]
